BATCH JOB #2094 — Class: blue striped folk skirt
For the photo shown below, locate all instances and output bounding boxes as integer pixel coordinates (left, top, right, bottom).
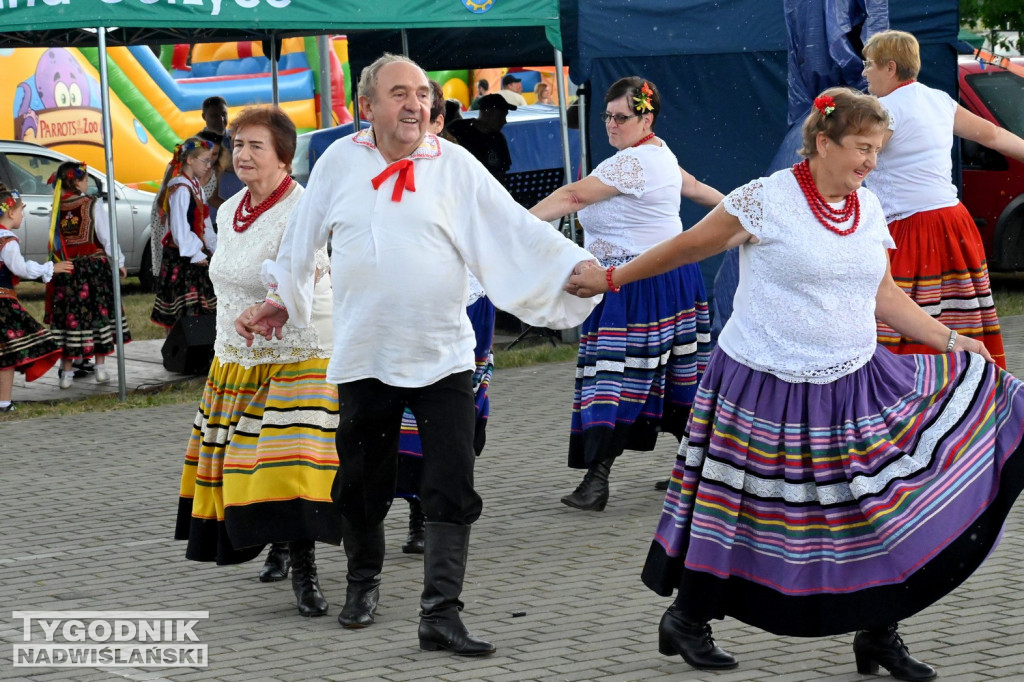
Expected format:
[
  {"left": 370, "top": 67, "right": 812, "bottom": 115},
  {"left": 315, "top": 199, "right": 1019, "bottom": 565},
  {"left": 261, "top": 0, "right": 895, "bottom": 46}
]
[
  {"left": 175, "top": 356, "right": 342, "bottom": 565},
  {"left": 396, "top": 297, "right": 496, "bottom": 498},
  {"left": 568, "top": 262, "right": 711, "bottom": 469},
  {"left": 642, "top": 345, "right": 1024, "bottom": 637}
]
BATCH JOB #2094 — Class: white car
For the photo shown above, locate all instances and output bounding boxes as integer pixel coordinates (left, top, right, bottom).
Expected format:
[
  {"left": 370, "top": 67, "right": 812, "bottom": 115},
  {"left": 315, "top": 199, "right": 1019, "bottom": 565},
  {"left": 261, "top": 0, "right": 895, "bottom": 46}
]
[{"left": 0, "top": 140, "right": 156, "bottom": 289}]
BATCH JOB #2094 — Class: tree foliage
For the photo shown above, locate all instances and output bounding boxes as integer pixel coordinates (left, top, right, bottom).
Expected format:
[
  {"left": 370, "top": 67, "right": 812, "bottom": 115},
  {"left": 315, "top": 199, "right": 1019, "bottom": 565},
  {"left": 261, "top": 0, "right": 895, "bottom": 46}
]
[{"left": 961, "top": 0, "right": 1024, "bottom": 54}]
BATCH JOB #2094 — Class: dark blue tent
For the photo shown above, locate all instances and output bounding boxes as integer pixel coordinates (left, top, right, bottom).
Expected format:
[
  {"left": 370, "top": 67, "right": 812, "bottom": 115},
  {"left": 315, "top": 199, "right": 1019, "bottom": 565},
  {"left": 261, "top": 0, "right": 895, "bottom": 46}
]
[{"left": 559, "top": 0, "right": 961, "bottom": 316}]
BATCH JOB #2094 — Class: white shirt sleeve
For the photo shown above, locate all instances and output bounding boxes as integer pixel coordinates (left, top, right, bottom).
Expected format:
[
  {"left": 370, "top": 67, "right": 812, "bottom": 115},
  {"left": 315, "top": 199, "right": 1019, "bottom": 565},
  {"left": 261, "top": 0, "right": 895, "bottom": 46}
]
[
  {"left": 453, "top": 161, "right": 601, "bottom": 329},
  {"left": 203, "top": 213, "right": 217, "bottom": 253},
  {"left": 261, "top": 175, "right": 332, "bottom": 328},
  {"left": 168, "top": 185, "right": 207, "bottom": 263},
  {"left": 1, "top": 237, "right": 54, "bottom": 282},
  {"left": 91, "top": 197, "right": 125, "bottom": 268}
]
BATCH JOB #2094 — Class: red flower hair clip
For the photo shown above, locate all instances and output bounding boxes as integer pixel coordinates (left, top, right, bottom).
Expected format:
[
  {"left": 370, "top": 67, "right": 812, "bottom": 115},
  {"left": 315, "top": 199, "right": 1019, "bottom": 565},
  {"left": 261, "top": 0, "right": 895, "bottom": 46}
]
[
  {"left": 814, "top": 95, "right": 836, "bottom": 117},
  {"left": 0, "top": 191, "right": 21, "bottom": 217}
]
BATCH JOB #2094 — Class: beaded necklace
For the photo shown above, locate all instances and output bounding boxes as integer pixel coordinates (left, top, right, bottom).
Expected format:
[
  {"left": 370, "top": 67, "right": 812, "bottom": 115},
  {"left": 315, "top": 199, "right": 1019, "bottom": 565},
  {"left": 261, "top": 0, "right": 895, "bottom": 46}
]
[
  {"left": 792, "top": 159, "right": 860, "bottom": 236},
  {"left": 234, "top": 175, "right": 293, "bottom": 233},
  {"left": 890, "top": 79, "right": 915, "bottom": 93},
  {"left": 632, "top": 132, "right": 656, "bottom": 147}
]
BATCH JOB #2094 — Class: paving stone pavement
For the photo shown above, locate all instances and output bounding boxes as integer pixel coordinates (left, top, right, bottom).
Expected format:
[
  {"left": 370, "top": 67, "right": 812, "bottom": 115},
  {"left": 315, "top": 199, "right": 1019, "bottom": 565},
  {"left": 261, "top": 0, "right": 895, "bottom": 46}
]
[{"left": 2, "top": 322, "right": 1024, "bottom": 681}]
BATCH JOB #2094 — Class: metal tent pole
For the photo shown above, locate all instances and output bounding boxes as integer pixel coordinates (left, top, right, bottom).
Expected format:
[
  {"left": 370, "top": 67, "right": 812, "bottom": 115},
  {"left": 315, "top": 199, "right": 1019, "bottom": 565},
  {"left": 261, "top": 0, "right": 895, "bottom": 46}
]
[
  {"left": 97, "top": 27, "right": 127, "bottom": 401},
  {"left": 270, "top": 35, "right": 280, "bottom": 105},
  {"left": 318, "top": 35, "right": 333, "bottom": 129},
  {"left": 553, "top": 49, "right": 576, "bottom": 244}
]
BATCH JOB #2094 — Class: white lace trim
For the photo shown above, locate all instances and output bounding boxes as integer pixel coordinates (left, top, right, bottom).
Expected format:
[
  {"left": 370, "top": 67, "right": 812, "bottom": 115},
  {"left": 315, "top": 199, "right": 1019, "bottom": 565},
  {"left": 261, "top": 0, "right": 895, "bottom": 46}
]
[{"left": 209, "top": 187, "right": 331, "bottom": 368}]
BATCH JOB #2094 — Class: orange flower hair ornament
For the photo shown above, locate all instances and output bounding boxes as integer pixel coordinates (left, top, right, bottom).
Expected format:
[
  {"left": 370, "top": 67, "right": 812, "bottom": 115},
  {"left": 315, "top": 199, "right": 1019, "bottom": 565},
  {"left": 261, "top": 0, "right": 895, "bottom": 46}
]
[
  {"left": 633, "top": 82, "right": 655, "bottom": 113},
  {"left": 814, "top": 95, "right": 836, "bottom": 117}
]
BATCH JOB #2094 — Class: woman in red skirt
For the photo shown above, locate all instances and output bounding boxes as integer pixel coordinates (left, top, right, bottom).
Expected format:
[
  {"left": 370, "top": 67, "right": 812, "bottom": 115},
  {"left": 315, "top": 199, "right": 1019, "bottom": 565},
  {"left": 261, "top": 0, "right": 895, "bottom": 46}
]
[{"left": 862, "top": 30, "right": 1024, "bottom": 369}]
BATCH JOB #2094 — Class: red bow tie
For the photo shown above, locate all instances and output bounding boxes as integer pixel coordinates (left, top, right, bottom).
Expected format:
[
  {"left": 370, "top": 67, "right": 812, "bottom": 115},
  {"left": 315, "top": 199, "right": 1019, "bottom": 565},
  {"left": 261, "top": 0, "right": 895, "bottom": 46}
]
[{"left": 371, "top": 159, "right": 416, "bottom": 202}]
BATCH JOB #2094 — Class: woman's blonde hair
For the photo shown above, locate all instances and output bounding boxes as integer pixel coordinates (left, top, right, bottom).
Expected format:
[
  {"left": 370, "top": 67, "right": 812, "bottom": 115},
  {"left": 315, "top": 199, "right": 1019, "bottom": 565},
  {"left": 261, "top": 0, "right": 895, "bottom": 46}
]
[
  {"left": 798, "top": 87, "right": 888, "bottom": 158},
  {"left": 863, "top": 30, "right": 921, "bottom": 81}
]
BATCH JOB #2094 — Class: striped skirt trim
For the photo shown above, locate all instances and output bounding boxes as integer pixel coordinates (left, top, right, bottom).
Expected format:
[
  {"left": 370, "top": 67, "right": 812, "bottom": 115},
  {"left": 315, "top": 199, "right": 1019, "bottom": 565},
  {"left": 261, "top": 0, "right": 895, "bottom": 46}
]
[
  {"left": 641, "top": 346, "right": 1024, "bottom": 636},
  {"left": 569, "top": 264, "right": 711, "bottom": 468},
  {"left": 878, "top": 203, "right": 1005, "bottom": 368},
  {"left": 175, "top": 356, "right": 341, "bottom": 564}
]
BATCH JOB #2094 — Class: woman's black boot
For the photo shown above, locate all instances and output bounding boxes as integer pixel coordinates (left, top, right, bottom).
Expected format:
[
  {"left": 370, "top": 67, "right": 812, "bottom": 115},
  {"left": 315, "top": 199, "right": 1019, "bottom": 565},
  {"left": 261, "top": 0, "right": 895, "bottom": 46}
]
[
  {"left": 853, "top": 624, "right": 936, "bottom": 681},
  {"left": 560, "top": 457, "right": 613, "bottom": 511},
  {"left": 402, "top": 498, "right": 426, "bottom": 554},
  {"left": 258, "top": 542, "right": 291, "bottom": 582},
  {"left": 337, "top": 519, "right": 385, "bottom": 628},
  {"left": 289, "top": 541, "right": 328, "bottom": 617},
  {"left": 658, "top": 605, "right": 737, "bottom": 670},
  {"left": 418, "top": 522, "right": 496, "bottom": 656}
]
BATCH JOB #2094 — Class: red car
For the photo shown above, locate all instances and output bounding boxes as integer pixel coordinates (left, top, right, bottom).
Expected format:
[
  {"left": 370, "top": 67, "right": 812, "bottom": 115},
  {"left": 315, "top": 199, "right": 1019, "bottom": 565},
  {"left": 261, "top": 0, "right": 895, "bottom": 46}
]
[{"left": 958, "top": 55, "right": 1024, "bottom": 271}]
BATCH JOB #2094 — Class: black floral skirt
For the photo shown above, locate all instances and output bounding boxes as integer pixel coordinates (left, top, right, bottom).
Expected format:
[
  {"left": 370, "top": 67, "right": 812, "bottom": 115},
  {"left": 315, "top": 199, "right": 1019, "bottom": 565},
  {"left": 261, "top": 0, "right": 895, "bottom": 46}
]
[
  {"left": 48, "top": 253, "right": 131, "bottom": 359},
  {"left": 0, "top": 296, "right": 60, "bottom": 380},
  {"left": 151, "top": 246, "right": 217, "bottom": 329}
]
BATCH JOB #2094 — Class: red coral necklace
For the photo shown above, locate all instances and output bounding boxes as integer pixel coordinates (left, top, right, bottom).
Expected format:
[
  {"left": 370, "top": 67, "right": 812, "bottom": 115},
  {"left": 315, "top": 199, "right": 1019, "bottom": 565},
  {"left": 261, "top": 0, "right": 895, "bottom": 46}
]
[
  {"left": 632, "top": 132, "right": 656, "bottom": 147},
  {"left": 234, "top": 175, "right": 293, "bottom": 233},
  {"left": 792, "top": 159, "right": 860, "bottom": 236}
]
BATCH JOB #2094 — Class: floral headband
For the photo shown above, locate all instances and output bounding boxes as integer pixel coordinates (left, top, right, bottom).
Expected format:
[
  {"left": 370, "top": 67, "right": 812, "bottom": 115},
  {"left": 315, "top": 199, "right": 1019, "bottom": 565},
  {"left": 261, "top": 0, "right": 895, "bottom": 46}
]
[
  {"left": 175, "top": 138, "right": 214, "bottom": 160},
  {"left": 633, "top": 81, "right": 655, "bottom": 113},
  {"left": 47, "top": 162, "right": 88, "bottom": 187},
  {"left": 814, "top": 95, "right": 836, "bottom": 117},
  {"left": 0, "top": 191, "right": 22, "bottom": 217}
]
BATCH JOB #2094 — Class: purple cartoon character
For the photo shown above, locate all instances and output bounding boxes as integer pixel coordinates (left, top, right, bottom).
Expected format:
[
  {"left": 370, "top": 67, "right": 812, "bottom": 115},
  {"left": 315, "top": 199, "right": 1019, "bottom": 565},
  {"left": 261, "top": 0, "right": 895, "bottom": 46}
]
[{"left": 14, "top": 48, "right": 92, "bottom": 140}]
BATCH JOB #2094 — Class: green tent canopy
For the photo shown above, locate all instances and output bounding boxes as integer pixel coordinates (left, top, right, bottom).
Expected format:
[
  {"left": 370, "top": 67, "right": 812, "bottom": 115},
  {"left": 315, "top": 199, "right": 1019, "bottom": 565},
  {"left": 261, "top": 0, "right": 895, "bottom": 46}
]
[{"left": 0, "top": 0, "right": 561, "bottom": 50}]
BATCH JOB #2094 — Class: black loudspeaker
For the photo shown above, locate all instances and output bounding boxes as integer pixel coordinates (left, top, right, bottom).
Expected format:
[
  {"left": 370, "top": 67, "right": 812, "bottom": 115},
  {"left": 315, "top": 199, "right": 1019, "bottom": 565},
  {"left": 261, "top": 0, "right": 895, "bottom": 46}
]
[{"left": 162, "top": 315, "right": 216, "bottom": 374}]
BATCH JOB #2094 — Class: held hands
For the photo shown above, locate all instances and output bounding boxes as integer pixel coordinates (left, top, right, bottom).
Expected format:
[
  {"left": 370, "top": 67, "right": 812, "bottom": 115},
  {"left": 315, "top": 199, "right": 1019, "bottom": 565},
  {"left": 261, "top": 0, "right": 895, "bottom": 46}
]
[
  {"left": 119, "top": 266, "right": 127, "bottom": 278},
  {"left": 53, "top": 261, "right": 74, "bottom": 275},
  {"left": 564, "top": 260, "right": 606, "bottom": 298},
  {"left": 953, "top": 333, "right": 994, "bottom": 363},
  {"left": 235, "top": 301, "right": 290, "bottom": 346}
]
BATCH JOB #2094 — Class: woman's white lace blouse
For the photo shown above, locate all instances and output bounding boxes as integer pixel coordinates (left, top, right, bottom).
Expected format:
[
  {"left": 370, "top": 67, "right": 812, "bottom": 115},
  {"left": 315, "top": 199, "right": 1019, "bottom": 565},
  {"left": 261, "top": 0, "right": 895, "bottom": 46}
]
[{"left": 718, "top": 168, "right": 895, "bottom": 384}]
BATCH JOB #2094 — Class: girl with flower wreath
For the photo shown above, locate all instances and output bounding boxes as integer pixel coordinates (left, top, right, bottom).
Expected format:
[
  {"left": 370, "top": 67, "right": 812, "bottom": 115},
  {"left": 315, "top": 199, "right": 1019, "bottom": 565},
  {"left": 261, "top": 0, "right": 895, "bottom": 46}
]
[
  {"left": 566, "top": 86, "right": 1024, "bottom": 681},
  {"left": 150, "top": 137, "right": 218, "bottom": 331},
  {"left": 48, "top": 161, "right": 131, "bottom": 388},
  {"left": 0, "top": 183, "right": 73, "bottom": 411},
  {"left": 531, "top": 77, "right": 723, "bottom": 512}
]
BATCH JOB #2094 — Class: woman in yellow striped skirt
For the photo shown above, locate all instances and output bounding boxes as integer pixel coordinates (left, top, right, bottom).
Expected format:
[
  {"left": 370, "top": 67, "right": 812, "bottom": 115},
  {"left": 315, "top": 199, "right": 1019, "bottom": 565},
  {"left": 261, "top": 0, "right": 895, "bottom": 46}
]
[{"left": 174, "top": 106, "right": 340, "bottom": 618}]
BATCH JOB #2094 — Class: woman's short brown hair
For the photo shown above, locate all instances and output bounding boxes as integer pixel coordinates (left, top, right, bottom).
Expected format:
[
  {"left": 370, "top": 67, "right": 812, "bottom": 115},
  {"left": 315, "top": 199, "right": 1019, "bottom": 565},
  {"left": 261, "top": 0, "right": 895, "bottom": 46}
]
[
  {"left": 605, "top": 76, "right": 661, "bottom": 127},
  {"left": 863, "top": 30, "right": 921, "bottom": 82},
  {"left": 230, "top": 105, "right": 297, "bottom": 170},
  {"left": 798, "top": 87, "right": 888, "bottom": 158}
]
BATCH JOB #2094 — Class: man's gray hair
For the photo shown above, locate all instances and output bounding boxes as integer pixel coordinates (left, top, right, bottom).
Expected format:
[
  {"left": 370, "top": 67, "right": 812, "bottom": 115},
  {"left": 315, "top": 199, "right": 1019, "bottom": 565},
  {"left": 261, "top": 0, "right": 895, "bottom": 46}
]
[{"left": 358, "top": 53, "right": 428, "bottom": 102}]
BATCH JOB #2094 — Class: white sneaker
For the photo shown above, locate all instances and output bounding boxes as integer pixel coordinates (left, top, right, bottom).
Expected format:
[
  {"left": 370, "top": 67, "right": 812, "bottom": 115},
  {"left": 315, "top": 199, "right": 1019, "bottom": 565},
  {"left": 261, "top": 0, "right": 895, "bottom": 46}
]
[
  {"left": 95, "top": 366, "right": 111, "bottom": 384},
  {"left": 58, "top": 370, "right": 74, "bottom": 389}
]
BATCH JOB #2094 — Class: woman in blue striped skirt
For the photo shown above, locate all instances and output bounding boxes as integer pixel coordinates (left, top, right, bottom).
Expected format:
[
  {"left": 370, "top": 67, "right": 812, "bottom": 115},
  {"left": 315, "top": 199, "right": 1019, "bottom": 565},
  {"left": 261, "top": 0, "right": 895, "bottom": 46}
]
[
  {"left": 532, "top": 77, "right": 723, "bottom": 511},
  {"left": 566, "top": 87, "right": 1024, "bottom": 680}
]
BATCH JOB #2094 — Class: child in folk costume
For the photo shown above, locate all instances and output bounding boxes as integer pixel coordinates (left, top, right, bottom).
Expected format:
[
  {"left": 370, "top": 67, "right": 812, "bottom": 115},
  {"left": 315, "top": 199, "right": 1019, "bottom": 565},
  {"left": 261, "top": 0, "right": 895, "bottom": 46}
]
[
  {"left": 47, "top": 162, "right": 131, "bottom": 389},
  {"left": 0, "top": 184, "right": 73, "bottom": 411},
  {"left": 150, "top": 137, "right": 218, "bottom": 330}
]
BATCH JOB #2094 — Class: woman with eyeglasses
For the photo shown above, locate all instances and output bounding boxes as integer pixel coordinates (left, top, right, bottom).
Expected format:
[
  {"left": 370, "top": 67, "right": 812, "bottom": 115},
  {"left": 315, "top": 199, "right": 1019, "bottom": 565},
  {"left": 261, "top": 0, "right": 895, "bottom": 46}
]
[
  {"left": 862, "top": 30, "right": 1024, "bottom": 369},
  {"left": 47, "top": 161, "right": 132, "bottom": 388},
  {"left": 150, "top": 137, "right": 218, "bottom": 331},
  {"left": 531, "top": 77, "right": 723, "bottom": 512},
  {"left": 565, "top": 86, "right": 1024, "bottom": 681}
]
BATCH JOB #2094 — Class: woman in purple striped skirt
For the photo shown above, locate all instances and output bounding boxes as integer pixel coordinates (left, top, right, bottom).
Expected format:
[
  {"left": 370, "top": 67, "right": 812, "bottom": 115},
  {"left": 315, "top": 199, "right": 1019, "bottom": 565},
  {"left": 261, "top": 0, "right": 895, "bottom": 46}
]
[
  {"left": 567, "top": 87, "right": 1024, "bottom": 681},
  {"left": 532, "top": 77, "right": 723, "bottom": 511}
]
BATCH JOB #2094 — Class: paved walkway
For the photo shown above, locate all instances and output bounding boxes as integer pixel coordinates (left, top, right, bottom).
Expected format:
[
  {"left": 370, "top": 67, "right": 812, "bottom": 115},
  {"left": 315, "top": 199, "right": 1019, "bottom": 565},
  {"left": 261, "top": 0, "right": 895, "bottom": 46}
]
[{"left": 2, "top": 323, "right": 1024, "bottom": 680}]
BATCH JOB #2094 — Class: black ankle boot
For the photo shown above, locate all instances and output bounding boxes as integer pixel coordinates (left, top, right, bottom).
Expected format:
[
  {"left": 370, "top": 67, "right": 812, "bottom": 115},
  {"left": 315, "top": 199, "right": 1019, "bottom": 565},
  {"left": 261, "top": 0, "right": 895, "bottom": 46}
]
[
  {"left": 418, "top": 522, "right": 495, "bottom": 656},
  {"left": 402, "top": 498, "right": 426, "bottom": 554},
  {"left": 337, "top": 519, "right": 385, "bottom": 628},
  {"left": 658, "top": 605, "right": 737, "bottom": 671},
  {"left": 560, "top": 458, "right": 613, "bottom": 511},
  {"left": 289, "top": 541, "right": 328, "bottom": 617},
  {"left": 853, "top": 624, "right": 936, "bottom": 681},
  {"left": 258, "top": 543, "right": 291, "bottom": 582}
]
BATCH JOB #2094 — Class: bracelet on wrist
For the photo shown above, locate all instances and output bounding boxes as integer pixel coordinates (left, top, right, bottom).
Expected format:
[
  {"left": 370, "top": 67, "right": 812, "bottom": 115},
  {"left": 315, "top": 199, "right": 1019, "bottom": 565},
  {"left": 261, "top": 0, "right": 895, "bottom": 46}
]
[
  {"left": 945, "top": 329, "right": 958, "bottom": 353},
  {"left": 605, "top": 266, "right": 621, "bottom": 293}
]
